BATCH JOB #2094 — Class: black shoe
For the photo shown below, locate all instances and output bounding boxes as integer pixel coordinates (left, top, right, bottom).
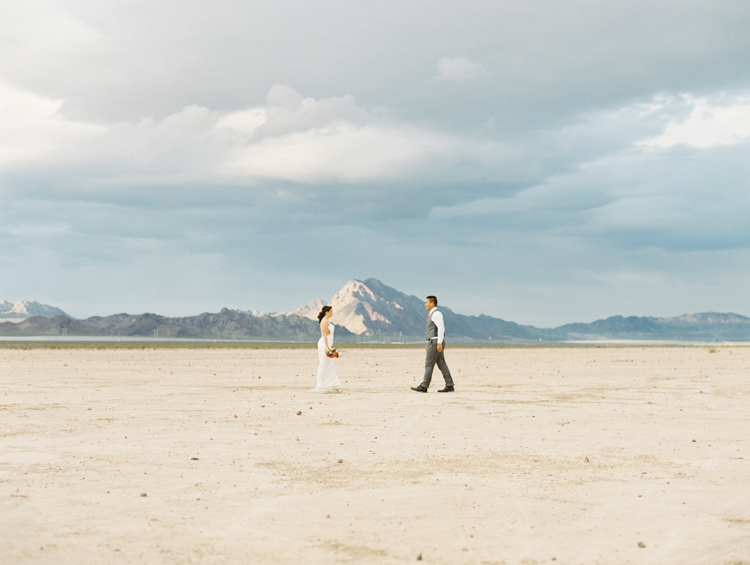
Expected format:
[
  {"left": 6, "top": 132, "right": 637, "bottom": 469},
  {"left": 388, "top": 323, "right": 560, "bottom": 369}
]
[
  {"left": 410, "top": 385, "right": 428, "bottom": 393},
  {"left": 438, "top": 386, "right": 454, "bottom": 393}
]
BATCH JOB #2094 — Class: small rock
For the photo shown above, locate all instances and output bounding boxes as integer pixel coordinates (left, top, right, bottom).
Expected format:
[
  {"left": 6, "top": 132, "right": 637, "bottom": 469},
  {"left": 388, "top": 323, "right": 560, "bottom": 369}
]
[
  {"left": 191, "top": 457, "right": 199, "bottom": 460},
  {"left": 692, "top": 439, "right": 696, "bottom": 442},
  {"left": 337, "top": 459, "right": 343, "bottom": 464},
  {"left": 417, "top": 554, "right": 422, "bottom": 561},
  {"left": 638, "top": 541, "right": 646, "bottom": 548},
  {"left": 234, "top": 414, "right": 237, "bottom": 418},
  {"left": 297, "top": 411, "right": 302, "bottom": 415},
  {"left": 326, "top": 514, "right": 330, "bottom": 518},
  {"left": 584, "top": 457, "right": 589, "bottom": 462},
  {"left": 140, "top": 493, "right": 147, "bottom": 497}
]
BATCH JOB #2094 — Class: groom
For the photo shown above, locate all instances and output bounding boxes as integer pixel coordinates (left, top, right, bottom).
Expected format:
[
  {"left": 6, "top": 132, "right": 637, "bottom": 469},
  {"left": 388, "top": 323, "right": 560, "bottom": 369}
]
[{"left": 411, "top": 295, "right": 455, "bottom": 393}]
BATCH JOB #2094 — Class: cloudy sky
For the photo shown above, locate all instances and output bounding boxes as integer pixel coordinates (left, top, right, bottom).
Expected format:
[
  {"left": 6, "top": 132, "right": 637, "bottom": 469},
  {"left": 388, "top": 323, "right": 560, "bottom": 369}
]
[{"left": 2, "top": 0, "right": 750, "bottom": 326}]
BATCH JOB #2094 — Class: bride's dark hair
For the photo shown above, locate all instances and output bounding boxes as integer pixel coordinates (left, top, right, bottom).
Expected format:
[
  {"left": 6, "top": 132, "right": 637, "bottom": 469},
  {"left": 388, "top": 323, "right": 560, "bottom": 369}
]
[{"left": 317, "top": 305, "right": 332, "bottom": 323}]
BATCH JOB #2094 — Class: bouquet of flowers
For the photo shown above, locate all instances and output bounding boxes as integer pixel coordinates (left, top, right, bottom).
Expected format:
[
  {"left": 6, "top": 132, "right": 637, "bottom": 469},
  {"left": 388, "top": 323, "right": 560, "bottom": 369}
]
[{"left": 326, "top": 348, "right": 341, "bottom": 358}]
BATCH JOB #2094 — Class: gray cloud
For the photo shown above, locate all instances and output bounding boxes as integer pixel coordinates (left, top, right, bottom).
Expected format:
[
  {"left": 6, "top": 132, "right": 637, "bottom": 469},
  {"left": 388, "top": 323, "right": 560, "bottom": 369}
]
[
  {"left": 2, "top": 1, "right": 750, "bottom": 325},
  {"left": 4, "top": 1, "right": 750, "bottom": 125},
  {"left": 436, "top": 57, "right": 488, "bottom": 82}
]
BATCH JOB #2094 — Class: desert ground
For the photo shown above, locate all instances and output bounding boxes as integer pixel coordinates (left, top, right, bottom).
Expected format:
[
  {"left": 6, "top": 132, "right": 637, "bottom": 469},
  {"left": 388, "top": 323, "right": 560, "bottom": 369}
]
[{"left": 1, "top": 343, "right": 749, "bottom": 564}]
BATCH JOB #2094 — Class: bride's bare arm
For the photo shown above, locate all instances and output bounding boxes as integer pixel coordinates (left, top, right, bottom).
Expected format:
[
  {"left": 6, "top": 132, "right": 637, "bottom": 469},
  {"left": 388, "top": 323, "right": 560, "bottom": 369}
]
[{"left": 320, "top": 319, "right": 330, "bottom": 349}]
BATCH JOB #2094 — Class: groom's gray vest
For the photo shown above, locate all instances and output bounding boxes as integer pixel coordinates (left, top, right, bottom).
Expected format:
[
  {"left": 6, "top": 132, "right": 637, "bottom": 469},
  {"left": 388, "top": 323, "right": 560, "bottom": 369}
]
[{"left": 426, "top": 310, "right": 439, "bottom": 341}]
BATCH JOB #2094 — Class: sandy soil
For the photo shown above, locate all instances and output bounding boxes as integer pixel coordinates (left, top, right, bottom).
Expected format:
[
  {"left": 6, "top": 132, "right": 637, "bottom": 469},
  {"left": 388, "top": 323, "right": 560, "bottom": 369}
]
[{"left": 1, "top": 344, "right": 749, "bottom": 564}]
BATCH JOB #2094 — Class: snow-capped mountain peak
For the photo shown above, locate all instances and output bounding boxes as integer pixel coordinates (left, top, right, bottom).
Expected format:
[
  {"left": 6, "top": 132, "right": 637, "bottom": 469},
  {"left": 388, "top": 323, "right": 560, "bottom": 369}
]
[
  {"left": 0, "top": 300, "right": 70, "bottom": 319},
  {"left": 325, "top": 279, "right": 422, "bottom": 335},
  {"left": 292, "top": 299, "right": 327, "bottom": 321}
]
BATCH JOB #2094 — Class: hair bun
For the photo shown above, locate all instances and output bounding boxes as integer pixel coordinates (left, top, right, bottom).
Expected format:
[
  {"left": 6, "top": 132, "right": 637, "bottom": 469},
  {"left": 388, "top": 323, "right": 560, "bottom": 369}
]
[{"left": 317, "top": 305, "right": 332, "bottom": 322}]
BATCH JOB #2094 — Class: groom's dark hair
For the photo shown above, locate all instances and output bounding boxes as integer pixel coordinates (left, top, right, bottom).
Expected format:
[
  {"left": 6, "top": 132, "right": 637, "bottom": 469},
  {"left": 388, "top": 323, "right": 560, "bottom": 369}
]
[{"left": 426, "top": 295, "right": 438, "bottom": 306}]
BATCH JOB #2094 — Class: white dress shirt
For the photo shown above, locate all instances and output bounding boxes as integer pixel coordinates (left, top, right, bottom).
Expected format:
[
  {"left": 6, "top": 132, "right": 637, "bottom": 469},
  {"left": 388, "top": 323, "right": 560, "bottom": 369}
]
[{"left": 429, "top": 307, "right": 445, "bottom": 343}]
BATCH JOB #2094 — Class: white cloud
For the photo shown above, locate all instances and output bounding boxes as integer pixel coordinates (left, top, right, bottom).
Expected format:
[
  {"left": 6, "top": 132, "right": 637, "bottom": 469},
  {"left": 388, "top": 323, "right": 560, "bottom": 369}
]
[
  {"left": 214, "top": 108, "right": 267, "bottom": 136},
  {"left": 216, "top": 86, "right": 462, "bottom": 183},
  {"left": 0, "top": 2, "right": 101, "bottom": 81},
  {"left": 0, "top": 83, "right": 467, "bottom": 185},
  {"left": 0, "top": 80, "right": 105, "bottom": 167},
  {"left": 5, "top": 222, "right": 70, "bottom": 238},
  {"left": 265, "top": 84, "right": 304, "bottom": 110},
  {"left": 221, "top": 121, "right": 458, "bottom": 183},
  {"left": 641, "top": 96, "right": 750, "bottom": 149},
  {"left": 435, "top": 56, "right": 488, "bottom": 82}
]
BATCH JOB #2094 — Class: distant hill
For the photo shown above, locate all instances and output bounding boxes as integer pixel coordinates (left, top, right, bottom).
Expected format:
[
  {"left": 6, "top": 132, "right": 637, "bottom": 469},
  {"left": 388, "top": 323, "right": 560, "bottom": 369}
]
[
  {"left": 1, "top": 281, "right": 749, "bottom": 342},
  {"left": 549, "top": 312, "right": 750, "bottom": 342},
  {"left": 289, "top": 299, "right": 327, "bottom": 320},
  {"left": 0, "top": 300, "right": 70, "bottom": 319},
  {"left": 0, "top": 308, "right": 349, "bottom": 340}
]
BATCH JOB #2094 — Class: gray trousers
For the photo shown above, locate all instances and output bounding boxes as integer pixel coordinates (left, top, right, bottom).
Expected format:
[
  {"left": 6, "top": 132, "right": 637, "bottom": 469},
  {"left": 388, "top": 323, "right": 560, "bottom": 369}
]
[{"left": 422, "top": 340, "right": 454, "bottom": 389}]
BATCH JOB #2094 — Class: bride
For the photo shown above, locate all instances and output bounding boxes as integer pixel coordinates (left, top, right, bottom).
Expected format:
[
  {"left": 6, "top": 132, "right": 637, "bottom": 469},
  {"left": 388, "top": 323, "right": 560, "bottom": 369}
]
[{"left": 314, "top": 305, "right": 342, "bottom": 393}]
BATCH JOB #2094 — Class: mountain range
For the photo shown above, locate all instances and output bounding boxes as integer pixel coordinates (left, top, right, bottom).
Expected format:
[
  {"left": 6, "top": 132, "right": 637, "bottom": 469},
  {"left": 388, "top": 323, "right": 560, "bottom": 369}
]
[{"left": 2, "top": 279, "right": 749, "bottom": 342}]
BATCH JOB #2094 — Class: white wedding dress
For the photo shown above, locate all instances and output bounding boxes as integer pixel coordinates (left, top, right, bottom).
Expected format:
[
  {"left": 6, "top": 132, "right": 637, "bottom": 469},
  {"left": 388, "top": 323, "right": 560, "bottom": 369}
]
[{"left": 314, "top": 322, "right": 342, "bottom": 393}]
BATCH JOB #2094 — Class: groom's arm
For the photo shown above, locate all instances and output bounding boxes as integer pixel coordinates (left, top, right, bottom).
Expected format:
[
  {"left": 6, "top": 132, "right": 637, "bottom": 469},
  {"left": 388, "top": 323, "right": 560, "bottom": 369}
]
[{"left": 434, "top": 311, "right": 445, "bottom": 351}]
